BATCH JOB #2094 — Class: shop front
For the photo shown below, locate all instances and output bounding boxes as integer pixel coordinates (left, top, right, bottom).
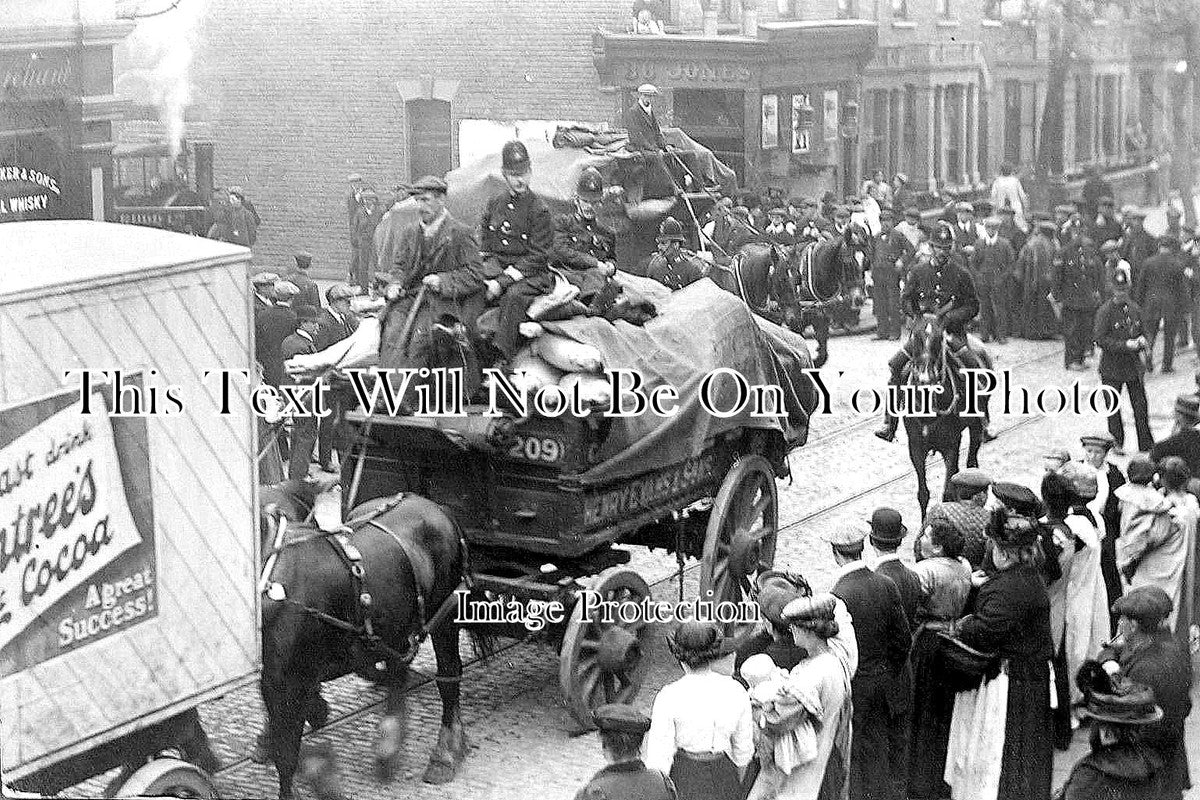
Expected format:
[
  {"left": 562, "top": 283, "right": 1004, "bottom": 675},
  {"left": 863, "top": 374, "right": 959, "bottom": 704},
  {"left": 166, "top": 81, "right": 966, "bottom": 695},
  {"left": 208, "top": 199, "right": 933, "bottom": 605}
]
[
  {"left": 0, "top": 18, "right": 134, "bottom": 224},
  {"left": 593, "top": 21, "right": 877, "bottom": 198}
]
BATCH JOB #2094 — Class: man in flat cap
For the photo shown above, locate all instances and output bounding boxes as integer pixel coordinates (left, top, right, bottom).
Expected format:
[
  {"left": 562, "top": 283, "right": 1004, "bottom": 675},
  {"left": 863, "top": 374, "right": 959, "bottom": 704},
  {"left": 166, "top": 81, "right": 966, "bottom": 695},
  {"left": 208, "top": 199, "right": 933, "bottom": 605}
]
[
  {"left": 479, "top": 141, "right": 557, "bottom": 366},
  {"left": 1138, "top": 235, "right": 1188, "bottom": 373},
  {"left": 970, "top": 215, "right": 1017, "bottom": 344},
  {"left": 274, "top": 279, "right": 300, "bottom": 310},
  {"left": 1151, "top": 393, "right": 1200, "bottom": 484},
  {"left": 831, "top": 204, "right": 852, "bottom": 237},
  {"left": 575, "top": 704, "right": 677, "bottom": 800},
  {"left": 1094, "top": 267, "right": 1152, "bottom": 453},
  {"left": 382, "top": 175, "right": 488, "bottom": 398},
  {"left": 281, "top": 305, "right": 323, "bottom": 480},
  {"left": 350, "top": 187, "right": 383, "bottom": 291},
  {"left": 926, "top": 468, "right": 992, "bottom": 568},
  {"left": 627, "top": 84, "right": 667, "bottom": 153},
  {"left": 952, "top": 201, "right": 979, "bottom": 254},
  {"left": 827, "top": 525, "right": 911, "bottom": 800},
  {"left": 252, "top": 272, "right": 294, "bottom": 389},
  {"left": 553, "top": 167, "right": 619, "bottom": 307},
  {"left": 287, "top": 251, "right": 322, "bottom": 310}
]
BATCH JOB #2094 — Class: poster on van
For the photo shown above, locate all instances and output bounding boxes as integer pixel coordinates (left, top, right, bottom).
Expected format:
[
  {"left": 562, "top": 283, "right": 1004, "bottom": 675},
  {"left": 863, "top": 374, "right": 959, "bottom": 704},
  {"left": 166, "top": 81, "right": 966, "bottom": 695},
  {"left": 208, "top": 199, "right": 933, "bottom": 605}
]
[{"left": 0, "top": 377, "right": 157, "bottom": 677}]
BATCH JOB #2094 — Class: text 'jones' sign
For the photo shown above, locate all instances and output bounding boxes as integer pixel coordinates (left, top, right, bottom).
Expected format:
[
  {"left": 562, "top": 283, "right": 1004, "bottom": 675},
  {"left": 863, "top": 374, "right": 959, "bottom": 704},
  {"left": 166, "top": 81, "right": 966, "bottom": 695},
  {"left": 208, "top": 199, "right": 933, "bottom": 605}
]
[
  {"left": 614, "top": 59, "right": 753, "bottom": 86},
  {"left": 0, "top": 386, "right": 157, "bottom": 676}
]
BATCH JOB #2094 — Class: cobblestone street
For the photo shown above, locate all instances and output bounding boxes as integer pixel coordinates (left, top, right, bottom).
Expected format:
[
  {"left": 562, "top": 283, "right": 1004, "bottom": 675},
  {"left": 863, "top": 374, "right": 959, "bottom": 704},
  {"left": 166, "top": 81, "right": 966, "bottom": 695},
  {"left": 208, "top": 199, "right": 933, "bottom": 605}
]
[{"left": 110, "top": 332, "right": 1200, "bottom": 800}]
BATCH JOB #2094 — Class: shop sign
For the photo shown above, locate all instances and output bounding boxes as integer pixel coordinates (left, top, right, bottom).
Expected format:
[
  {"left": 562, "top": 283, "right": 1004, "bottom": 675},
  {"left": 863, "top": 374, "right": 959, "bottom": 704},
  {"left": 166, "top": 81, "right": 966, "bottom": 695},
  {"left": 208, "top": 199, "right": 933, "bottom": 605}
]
[
  {"left": 613, "top": 59, "right": 753, "bottom": 87},
  {"left": 0, "top": 382, "right": 157, "bottom": 677},
  {"left": 0, "top": 163, "right": 62, "bottom": 220},
  {"left": 0, "top": 52, "right": 73, "bottom": 99}
]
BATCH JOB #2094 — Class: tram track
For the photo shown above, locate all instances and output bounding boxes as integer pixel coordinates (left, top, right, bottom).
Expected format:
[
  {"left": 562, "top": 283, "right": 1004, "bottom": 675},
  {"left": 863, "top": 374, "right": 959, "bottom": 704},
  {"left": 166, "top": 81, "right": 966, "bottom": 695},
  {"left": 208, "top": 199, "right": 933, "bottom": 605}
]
[{"left": 212, "top": 342, "right": 1069, "bottom": 783}]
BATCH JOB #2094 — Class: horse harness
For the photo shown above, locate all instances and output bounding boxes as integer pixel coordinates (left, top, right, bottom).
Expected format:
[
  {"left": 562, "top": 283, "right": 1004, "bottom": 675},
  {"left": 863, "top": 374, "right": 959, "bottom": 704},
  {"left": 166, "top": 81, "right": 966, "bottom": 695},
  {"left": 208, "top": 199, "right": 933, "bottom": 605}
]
[
  {"left": 260, "top": 493, "right": 471, "bottom": 681},
  {"left": 793, "top": 241, "right": 849, "bottom": 309}
]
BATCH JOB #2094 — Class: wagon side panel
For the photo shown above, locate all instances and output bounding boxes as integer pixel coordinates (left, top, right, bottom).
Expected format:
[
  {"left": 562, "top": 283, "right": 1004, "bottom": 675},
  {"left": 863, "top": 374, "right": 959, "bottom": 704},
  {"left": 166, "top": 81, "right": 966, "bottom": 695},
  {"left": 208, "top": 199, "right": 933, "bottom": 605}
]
[{"left": 0, "top": 256, "right": 260, "bottom": 780}]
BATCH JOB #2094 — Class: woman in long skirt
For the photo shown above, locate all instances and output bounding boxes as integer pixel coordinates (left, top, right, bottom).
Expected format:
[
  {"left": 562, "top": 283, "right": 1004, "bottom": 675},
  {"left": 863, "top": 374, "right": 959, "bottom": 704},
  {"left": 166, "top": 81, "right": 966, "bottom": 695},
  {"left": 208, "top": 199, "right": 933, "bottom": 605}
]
[
  {"left": 944, "top": 502, "right": 1055, "bottom": 800},
  {"left": 907, "top": 518, "right": 973, "bottom": 799},
  {"left": 646, "top": 620, "right": 755, "bottom": 800}
]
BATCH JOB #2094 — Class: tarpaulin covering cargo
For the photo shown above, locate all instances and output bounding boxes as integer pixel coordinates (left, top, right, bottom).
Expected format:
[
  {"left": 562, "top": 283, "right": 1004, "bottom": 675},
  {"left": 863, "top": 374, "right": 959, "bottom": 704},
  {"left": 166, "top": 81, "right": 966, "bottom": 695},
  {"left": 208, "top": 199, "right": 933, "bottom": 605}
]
[{"left": 535, "top": 274, "right": 816, "bottom": 486}]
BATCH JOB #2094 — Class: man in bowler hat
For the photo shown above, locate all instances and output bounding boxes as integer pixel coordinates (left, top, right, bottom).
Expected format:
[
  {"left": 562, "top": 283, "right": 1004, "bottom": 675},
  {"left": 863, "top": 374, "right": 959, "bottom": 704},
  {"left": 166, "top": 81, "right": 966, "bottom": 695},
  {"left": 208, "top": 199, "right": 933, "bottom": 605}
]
[
  {"left": 574, "top": 704, "right": 678, "bottom": 800},
  {"left": 828, "top": 527, "right": 911, "bottom": 800}
]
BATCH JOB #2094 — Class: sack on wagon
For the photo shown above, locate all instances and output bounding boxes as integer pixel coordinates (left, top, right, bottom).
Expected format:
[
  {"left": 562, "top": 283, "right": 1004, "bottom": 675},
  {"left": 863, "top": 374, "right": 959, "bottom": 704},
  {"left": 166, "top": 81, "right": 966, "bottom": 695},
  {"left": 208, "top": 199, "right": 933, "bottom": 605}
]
[
  {"left": 559, "top": 371, "right": 612, "bottom": 409},
  {"left": 533, "top": 333, "right": 603, "bottom": 374},
  {"left": 509, "top": 347, "right": 565, "bottom": 394}
]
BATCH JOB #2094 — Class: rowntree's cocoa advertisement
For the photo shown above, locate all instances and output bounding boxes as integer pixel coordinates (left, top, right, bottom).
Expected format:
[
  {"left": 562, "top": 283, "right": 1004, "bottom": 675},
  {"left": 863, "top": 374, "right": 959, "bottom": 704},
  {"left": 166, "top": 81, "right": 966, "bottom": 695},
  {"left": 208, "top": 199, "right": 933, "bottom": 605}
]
[{"left": 0, "top": 378, "right": 156, "bottom": 677}]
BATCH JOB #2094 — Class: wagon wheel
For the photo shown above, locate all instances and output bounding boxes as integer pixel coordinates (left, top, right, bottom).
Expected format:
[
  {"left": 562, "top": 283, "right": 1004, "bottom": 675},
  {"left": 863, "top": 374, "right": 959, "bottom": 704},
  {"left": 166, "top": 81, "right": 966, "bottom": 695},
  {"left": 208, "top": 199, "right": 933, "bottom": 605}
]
[
  {"left": 559, "top": 567, "right": 654, "bottom": 730},
  {"left": 699, "top": 455, "right": 778, "bottom": 638},
  {"left": 115, "top": 757, "right": 219, "bottom": 798}
]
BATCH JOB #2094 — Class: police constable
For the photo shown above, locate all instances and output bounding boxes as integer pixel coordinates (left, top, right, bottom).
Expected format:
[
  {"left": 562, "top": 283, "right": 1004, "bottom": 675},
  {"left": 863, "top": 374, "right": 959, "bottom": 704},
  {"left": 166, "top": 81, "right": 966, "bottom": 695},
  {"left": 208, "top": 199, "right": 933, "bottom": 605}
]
[
  {"left": 480, "top": 140, "right": 556, "bottom": 365},
  {"left": 1093, "top": 268, "right": 1153, "bottom": 453},
  {"left": 875, "top": 221, "right": 982, "bottom": 442},
  {"left": 575, "top": 704, "right": 678, "bottom": 800},
  {"left": 1051, "top": 221, "right": 1103, "bottom": 370},
  {"left": 554, "top": 166, "right": 618, "bottom": 305},
  {"left": 647, "top": 217, "right": 710, "bottom": 291}
]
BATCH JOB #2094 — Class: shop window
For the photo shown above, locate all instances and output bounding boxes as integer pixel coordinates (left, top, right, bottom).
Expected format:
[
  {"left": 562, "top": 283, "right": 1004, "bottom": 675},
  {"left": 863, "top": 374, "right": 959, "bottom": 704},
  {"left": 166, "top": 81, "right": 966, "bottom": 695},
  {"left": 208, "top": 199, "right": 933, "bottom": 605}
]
[
  {"left": 407, "top": 99, "right": 452, "bottom": 179},
  {"left": 1074, "top": 76, "right": 1091, "bottom": 165}
]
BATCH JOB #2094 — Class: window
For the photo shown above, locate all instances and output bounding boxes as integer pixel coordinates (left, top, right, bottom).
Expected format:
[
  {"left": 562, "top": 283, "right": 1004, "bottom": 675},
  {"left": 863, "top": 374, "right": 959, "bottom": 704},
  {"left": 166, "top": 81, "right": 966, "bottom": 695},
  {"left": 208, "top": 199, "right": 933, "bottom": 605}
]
[
  {"left": 1139, "top": 71, "right": 1156, "bottom": 149},
  {"left": 936, "top": 0, "right": 951, "bottom": 15},
  {"left": 837, "top": 0, "right": 856, "bottom": 18},
  {"left": 1003, "top": 80, "right": 1021, "bottom": 166},
  {"left": 890, "top": 0, "right": 908, "bottom": 17},
  {"left": 792, "top": 94, "right": 812, "bottom": 153},
  {"left": 864, "top": 90, "right": 889, "bottom": 179},
  {"left": 1074, "top": 76, "right": 1091, "bottom": 165},
  {"left": 720, "top": 0, "right": 735, "bottom": 20},
  {"left": 407, "top": 99, "right": 451, "bottom": 179}
]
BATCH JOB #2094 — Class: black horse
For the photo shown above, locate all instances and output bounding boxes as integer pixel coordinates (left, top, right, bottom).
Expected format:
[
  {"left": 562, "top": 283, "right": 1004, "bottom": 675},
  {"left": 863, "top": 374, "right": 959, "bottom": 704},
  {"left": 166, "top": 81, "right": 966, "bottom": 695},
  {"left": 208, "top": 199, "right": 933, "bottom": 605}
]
[
  {"left": 256, "top": 480, "right": 470, "bottom": 800},
  {"left": 901, "top": 316, "right": 989, "bottom": 516},
  {"left": 726, "top": 227, "right": 868, "bottom": 367}
]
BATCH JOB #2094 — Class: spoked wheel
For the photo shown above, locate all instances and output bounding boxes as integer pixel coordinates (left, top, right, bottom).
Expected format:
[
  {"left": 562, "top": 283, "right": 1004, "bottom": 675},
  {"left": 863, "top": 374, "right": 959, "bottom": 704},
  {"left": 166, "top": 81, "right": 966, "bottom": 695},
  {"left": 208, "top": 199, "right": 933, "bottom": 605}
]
[
  {"left": 559, "top": 567, "right": 654, "bottom": 730},
  {"left": 116, "top": 757, "right": 219, "bottom": 798},
  {"left": 699, "top": 455, "right": 778, "bottom": 638}
]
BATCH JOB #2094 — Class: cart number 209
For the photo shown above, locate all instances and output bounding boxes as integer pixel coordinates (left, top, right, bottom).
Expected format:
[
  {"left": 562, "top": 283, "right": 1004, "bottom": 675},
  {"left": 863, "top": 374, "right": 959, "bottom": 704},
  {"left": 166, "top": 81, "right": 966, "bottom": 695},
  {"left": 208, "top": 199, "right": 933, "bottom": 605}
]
[{"left": 506, "top": 435, "right": 564, "bottom": 464}]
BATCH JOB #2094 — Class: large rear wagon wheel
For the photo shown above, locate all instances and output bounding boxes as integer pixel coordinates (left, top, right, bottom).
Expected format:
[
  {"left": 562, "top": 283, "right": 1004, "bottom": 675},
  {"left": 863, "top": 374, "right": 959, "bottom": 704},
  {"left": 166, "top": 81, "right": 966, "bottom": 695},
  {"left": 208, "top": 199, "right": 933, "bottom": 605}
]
[
  {"left": 699, "top": 455, "right": 778, "bottom": 638},
  {"left": 116, "top": 757, "right": 219, "bottom": 798},
  {"left": 558, "top": 567, "right": 654, "bottom": 730}
]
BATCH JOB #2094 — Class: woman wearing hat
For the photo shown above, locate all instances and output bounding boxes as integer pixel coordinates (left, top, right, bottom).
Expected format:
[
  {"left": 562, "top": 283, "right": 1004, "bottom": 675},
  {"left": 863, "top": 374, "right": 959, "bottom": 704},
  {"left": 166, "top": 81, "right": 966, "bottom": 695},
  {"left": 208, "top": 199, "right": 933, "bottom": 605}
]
[
  {"left": 1058, "top": 677, "right": 1167, "bottom": 799},
  {"left": 646, "top": 620, "right": 754, "bottom": 800},
  {"left": 1042, "top": 468, "right": 1110, "bottom": 744},
  {"left": 906, "top": 518, "right": 973, "bottom": 799},
  {"left": 944, "top": 505, "right": 1055, "bottom": 800},
  {"left": 1097, "top": 585, "right": 1193, "bottom": 799}
]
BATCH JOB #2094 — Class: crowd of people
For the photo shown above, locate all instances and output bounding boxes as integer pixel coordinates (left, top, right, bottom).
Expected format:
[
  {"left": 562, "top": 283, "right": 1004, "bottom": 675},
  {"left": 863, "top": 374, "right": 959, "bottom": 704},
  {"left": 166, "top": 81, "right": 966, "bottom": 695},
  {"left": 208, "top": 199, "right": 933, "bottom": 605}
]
[{"left": 576, "top": 435, "right": 1198, "bottom": 800}]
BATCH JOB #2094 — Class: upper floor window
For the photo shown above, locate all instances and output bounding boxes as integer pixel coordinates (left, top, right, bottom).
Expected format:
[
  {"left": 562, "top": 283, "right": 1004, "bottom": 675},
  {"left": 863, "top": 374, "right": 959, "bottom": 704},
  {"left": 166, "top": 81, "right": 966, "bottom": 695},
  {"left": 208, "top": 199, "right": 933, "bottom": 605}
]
[
  {"left": 407, "top": 99, "right": 452, "bottom": 179},
  {"left": 721, "top": 0, "right": 735, "bottom": 21},
  {"left": 838, "top": 0, "right": 856, "bottom": 19},
  {"left": 890, "top": 0, "right": 908, "bottom": 17}
]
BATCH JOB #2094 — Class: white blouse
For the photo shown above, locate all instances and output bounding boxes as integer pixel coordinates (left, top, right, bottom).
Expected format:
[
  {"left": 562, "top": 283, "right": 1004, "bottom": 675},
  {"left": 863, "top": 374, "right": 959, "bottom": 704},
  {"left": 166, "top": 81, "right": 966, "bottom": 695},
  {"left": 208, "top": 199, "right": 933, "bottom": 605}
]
[{"left": 645, "top": 669, "right": 755, "bottom": 772}]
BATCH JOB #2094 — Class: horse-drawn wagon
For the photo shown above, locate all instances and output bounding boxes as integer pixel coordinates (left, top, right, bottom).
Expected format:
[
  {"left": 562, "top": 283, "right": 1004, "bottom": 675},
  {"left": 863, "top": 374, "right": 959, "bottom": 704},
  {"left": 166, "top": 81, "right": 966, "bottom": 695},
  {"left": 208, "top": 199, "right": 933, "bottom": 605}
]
[
  {"left": 338, "top": 276, "right": 816, "bottom": 729},
  {"left": 0, "top": 222, "right": 260, "bottom": 798}
]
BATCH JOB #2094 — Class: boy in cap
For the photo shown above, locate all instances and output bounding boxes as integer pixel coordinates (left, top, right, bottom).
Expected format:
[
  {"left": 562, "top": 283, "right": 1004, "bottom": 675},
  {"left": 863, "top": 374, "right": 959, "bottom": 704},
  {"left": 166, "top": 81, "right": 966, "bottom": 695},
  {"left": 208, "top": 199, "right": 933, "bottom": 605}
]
[
  {"left": 764, "top": 206, "right": 795, "bottom": 246},
  {"left": 479, "top": 141, "right": 557, "bottom": 366},
  {"left": 827, "top": 526, "right": 911, "bottom": 800},
  {"left": 1090, "top": 196, "right": 1122, "bottom": 246},
  {"left": 288, "top": 251, "right": 322, "bottom": 309},
  {"left": 575, "top": 704, "right": 677, "bottom": 800}
]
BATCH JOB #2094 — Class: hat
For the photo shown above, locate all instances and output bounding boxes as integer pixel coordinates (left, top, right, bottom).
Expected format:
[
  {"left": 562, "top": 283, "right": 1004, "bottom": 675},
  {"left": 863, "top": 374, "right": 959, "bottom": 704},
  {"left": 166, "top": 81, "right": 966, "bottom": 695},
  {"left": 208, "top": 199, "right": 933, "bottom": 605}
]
[
  {"left": 1080, "top": 684, "right": 1164, "bottom": 726},
  {"left": 850, "top": 201, "right": 865, "bottom": 214},
  {"left": 294, "top": 251, "right": 313, "bottom": 268},
  {"left": 950, "top": 468, "right": 993, "bottom": 493},
  {"left": 636, "top": 83, "right": 660, "bottom": 95},
  {"left": 501, "top": 140, "right": 531, "bottom": 174},
  {"left": 1080, "top": 433, "right": 1116, "bottom": 450},
  {"left": 295, "top": 304, "right": 321, "bottom": 323},
  {"left": 273, "top": 280, "right": 300, "bottom": 298},
  {"left": 905, "top": 206, "right": 921, "bottom": 219},
  {"left": 1058, "top": 461, "right": 1098, "bottom": 500},
  {"left": 326, "top": 283, "right": 358, "bottom": 302},
  {"left": 823, "top": 527, "right": 866, "bottom": 552},
  {"left": 251, "top": 271, "right": 280, "bottom": 286},
  {"left": 867, "top": 507, "right": 906, "bottom": 546},
  {"left": 894, "top": 172, "right": 909, "bottom": 184},
  {"left": 1100, "top": 239, "right": 1121, "bottom": 254},
  {"left": 757, "top": 583, "right": 805, "bottom": 628},
  {"left": 954, "top": 201, "right": 974, "bottom": 214},
  {"left": 931, "top": 222, "right": 955, "bottom": 249},
  {"left": 1111, "top": 585, "right": 1173, "bottom": 628},
  {"left": 1176, "top": 393, "right": 1200, "bottom": 420},
  {"left": 781, "top": 593, "right": 840, "bottom": 638},
  {"left": 991, "top": 481, "right": 1040, "bottom": 517},
  {"left": 657, "top": 216, "right": 686, "bottom": 242},
  {"left": 575, "top": 167, "right": 604, "bottom": 202},
  {"left": 666, "top": 620, "right": 736, "bottom": 667},
  {"left": 986, "top": 507, "right": 1041, "bottom": 548},
  {"left": 593, "top": 703, "right": 651, "bottom": 734},
  {"left": 832, "top": 205, "right": 851, "bottom": 220},
  {"left": 409, "top": 175, "right": 448, "bottom": 195}
]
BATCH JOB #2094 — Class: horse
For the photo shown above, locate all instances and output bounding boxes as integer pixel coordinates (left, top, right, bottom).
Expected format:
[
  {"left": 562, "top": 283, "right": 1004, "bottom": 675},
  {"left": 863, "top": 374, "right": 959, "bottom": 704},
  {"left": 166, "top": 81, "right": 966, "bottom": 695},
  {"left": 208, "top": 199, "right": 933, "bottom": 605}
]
[
  {"left": 255, "top": 479, "right": 471, "bottom": 800},
  {"left": 901, "top": 316, "right": 989, "bottom": 516},
  {"left": 727, "top": 226, "right": 868, "bottom": 367}
]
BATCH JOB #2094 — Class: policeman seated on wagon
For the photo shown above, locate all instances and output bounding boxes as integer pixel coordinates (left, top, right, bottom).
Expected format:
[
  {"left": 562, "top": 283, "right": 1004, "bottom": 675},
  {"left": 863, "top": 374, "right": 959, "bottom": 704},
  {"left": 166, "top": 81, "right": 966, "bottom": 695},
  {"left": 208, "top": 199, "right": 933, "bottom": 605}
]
[
  {"left": 553, "top": 166, "right": 621, "bottom": 311},
  {"left": 874, "top": 220, "right": 984, "bottom": 443}
]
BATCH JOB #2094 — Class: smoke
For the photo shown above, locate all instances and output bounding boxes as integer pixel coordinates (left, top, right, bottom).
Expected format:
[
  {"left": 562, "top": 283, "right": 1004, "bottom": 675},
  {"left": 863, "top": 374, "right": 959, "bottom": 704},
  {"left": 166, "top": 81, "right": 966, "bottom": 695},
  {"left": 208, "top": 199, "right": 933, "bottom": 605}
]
[{"left": 117, "top": 0, "right": 208, "bottom": 159}]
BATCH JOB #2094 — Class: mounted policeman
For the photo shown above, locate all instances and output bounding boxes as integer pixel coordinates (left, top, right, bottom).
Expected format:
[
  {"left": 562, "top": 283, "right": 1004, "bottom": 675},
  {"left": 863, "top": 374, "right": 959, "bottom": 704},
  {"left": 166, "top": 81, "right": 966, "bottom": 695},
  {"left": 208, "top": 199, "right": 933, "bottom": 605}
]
[{"left": 875, "top": 221, "right": 989, "bottom": 442}]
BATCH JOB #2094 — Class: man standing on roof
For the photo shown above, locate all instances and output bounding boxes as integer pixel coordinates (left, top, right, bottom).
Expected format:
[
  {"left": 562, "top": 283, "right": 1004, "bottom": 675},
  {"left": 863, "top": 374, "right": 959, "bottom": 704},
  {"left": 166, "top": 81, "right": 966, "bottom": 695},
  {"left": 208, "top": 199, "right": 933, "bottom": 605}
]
[{"left": 480, "top": 141, "right": 556, "bottom": 367}]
